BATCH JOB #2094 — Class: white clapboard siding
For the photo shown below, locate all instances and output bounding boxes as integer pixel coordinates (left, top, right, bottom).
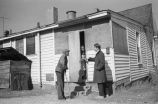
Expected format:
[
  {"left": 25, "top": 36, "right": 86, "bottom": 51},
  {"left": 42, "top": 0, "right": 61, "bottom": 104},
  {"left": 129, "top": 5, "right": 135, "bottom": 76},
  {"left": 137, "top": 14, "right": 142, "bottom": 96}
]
[
  {"left": 127, "top": 27, "right": 150, "bottom": 81},
  {"left": 140, "top": 33, "right": 148, "bottom": 69},
  {"left": 146, "top": 39, "right": 154, "bottom": 72},
  {"left": 2, "top": 40, "right": 15, "bottom": 49},
  {"left": 27, "top": 55, "right": 40, "bottom": 84},
  {"left": 86, "top": 48, "right": 115, "bottom": 82},
  {"left": 86, "top": 50, "right": 95, "bottom": 82},
  {"left": 11, "top": 40, "right": 16, "bottom": 48},
  {"left": 114, "top": 54, "right": 130, "bottom": 81},
  {"left": 54, "top": 54, "right": 60, "bottom": 82},
  {"left": 127, "top": 27, "right": 139, "bottom": 81},
  {"left": 3, "top": 41, "right": 11, "bottom": 47},
  {"left": 41, "top": 33, "right": 55, "bottom": 84}
]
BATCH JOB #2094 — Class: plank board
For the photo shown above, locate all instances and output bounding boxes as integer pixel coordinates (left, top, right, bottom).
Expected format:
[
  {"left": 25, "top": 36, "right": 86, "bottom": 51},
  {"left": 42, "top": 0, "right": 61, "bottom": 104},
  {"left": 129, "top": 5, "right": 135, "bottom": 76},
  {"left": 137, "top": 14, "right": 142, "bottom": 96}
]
[{"left": 68, "top": 31, "right": 81, "bottom": 82}]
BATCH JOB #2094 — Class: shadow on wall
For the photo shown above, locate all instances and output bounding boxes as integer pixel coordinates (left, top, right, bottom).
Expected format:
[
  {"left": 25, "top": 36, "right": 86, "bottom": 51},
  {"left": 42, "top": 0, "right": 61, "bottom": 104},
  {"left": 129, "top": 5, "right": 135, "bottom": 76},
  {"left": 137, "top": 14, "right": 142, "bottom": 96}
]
[
  {"left": 28, "top": 76, "right": 33, "bottom": 90},
  {"left": 105, "top": 60, "right": 113, "bottom": 96}
]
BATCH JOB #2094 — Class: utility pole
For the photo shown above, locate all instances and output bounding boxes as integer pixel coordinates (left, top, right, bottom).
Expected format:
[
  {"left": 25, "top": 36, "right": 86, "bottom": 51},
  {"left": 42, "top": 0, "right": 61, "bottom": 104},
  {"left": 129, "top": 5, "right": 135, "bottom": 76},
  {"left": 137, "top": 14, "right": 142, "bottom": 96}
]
[{"left": 0, "top": 17, "right": 9, "bottom": 35}]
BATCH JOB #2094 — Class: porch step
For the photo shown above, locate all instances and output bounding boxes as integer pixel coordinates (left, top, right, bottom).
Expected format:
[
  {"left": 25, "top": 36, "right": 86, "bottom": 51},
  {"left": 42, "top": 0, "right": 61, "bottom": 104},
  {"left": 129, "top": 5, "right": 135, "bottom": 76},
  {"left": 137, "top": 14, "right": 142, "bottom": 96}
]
[{"left": 71, "top": 85, "right": 92, "bottom": 96}]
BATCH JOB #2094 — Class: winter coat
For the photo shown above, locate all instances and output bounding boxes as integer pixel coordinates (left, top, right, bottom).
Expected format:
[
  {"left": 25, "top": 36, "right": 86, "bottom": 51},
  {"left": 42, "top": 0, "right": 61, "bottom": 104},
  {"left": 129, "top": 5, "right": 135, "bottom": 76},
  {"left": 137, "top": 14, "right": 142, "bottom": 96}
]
[{"left": 88, "top": 51, "right": 107, "bottom": 83}]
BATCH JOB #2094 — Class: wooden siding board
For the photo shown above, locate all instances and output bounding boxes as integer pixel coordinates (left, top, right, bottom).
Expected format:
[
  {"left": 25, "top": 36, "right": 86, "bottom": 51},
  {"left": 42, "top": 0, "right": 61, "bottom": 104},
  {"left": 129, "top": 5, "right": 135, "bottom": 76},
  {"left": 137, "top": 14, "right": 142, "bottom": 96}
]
[
  {"left": 114, "top": 54, "right": 130, "bottom": 83},
  {"left": 41, "top": 33, "right": 55, "bottom": 84},
  {"left": 115, "top": 67, "right": 130, "bottom": 71},
  {"left": 3, "top": 41, "right": 11, "bottom": 48},
  {"left": 27, "top": 50, "right": 40, "bottom": 84},
  {"left": 116, "top": 76, "right": 130, "bottom": 81},
  {"left": 127, "top": 27, "right": 153, "bottom": 82},
  {"left": 86, "top": 49, "right": 115, "bottom": 82}
]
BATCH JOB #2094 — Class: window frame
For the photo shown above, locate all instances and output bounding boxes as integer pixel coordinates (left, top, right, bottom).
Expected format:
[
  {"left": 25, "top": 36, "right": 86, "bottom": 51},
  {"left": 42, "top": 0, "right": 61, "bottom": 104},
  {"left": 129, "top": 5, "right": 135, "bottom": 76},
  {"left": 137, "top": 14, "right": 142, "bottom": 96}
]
[
  {"left": 0, "top": 42, "right": 3, "bottom": 48},
  {"left": 26, "top": 34, "right": 36, "bottom": 55},
  {"left": 136, "top": 32, "right": 142, "bottom": 64}
]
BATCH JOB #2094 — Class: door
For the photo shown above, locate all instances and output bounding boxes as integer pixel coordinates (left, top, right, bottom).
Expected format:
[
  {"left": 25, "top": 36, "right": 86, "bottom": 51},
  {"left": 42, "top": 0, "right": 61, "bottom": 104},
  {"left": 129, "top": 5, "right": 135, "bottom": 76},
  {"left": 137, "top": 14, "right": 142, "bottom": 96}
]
[{"left": 68, "top": 31, "right": 81, "bottom": 82}]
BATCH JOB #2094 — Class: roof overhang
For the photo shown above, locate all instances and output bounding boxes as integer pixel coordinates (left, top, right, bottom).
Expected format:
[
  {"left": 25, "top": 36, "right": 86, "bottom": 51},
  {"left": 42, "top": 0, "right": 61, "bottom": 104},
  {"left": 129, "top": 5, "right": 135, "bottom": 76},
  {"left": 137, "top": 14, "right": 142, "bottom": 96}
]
[
  {"left": 87, "top": 11, "right": 108, "bottom": 20},
  {"left": 0, "top": 10, "right": 110, "bottom": 41},
  {"left": 0, "top": 24, "right": 59, "bottom": 41}
]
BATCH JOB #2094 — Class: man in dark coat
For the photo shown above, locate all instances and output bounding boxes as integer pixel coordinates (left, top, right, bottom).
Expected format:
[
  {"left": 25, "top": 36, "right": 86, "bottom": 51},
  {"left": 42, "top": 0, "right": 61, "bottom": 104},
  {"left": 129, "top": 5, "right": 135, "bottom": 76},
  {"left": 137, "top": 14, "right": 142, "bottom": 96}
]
[
  {"left": 55, "top": 49, "right": 69, "bottom": 100},
  {"left": 88, "top": 43, "right": 107, "bottom": 99}
]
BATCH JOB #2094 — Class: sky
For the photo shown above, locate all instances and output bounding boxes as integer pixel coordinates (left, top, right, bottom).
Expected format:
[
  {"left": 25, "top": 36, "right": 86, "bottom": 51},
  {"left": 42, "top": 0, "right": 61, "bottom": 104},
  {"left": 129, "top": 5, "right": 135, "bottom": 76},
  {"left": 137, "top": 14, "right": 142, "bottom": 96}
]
[{"left": 0, "top": 0, "right": 157, "bottom": 35}]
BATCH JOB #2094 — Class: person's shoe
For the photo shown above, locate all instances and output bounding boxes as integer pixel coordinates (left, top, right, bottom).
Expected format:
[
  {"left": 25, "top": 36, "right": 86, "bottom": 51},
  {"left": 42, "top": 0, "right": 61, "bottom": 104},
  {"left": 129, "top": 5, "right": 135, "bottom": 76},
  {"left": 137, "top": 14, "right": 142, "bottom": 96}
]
[
  {"left": 106, "top": 94, "right": 109, "bottom": 98},
  {"left": 95, "top": 96, "right": 104, "bottom": 99},
  {"left": 64, "top": 96, "right": 67, "bottom": 99},
  {"left": 58, "top": 97, "right": 66, "bottom": 100}
]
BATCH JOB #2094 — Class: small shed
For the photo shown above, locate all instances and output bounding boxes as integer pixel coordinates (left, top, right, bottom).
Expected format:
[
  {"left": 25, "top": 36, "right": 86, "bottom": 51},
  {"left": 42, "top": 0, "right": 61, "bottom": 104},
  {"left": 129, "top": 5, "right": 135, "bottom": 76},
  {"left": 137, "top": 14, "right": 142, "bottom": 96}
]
[{"left": 0, "top": 47, "right": 32, "bottom": 90}]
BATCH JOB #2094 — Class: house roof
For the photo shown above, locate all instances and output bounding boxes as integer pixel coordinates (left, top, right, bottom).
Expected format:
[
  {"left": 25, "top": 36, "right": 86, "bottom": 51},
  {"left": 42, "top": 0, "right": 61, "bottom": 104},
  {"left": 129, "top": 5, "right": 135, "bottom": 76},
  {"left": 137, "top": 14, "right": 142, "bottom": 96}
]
[
  {"left": 119, "top": 4, "right": 153, "bottom": 28},
  {"left": 0, "top": 10, "right": 110, "bottom": 41},
  {"left": 0, "top": 6, "right": 150, "bottom": 41}
]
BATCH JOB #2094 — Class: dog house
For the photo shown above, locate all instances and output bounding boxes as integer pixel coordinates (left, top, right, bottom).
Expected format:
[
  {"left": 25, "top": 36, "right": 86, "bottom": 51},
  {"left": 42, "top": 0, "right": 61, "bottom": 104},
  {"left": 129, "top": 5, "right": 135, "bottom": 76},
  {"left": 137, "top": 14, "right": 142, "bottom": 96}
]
[{"left": 0, "top": 47, "right": 32, "bottom": 90}]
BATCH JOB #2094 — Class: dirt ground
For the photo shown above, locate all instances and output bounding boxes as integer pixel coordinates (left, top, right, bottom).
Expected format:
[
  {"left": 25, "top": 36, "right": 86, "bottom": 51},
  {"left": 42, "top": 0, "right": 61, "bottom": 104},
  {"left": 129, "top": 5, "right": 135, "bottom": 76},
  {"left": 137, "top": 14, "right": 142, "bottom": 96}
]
[{"left": 0, "top": 82, "right": 158, "bottom": 104}]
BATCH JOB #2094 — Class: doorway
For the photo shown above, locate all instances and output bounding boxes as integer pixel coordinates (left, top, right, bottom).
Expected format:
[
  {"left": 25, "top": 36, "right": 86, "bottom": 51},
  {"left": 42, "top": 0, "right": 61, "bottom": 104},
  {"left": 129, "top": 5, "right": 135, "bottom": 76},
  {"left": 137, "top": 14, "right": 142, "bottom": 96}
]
[
  {"left": 78, "top": 31, "right": 87, "bottom": 84},
  {"left": 80, "top": 31, "right": 85, "bottom": 49}
]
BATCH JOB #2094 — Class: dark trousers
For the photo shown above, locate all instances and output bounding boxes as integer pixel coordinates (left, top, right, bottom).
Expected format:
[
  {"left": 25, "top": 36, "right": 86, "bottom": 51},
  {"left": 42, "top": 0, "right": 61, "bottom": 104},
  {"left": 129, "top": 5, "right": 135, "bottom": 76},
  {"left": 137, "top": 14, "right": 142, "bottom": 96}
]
[
  {"left": 56, "top": 72, "right": 65, "bottom": 99},
  {"left": 98, "top": 83, "right": 107, "bottom": 96}
]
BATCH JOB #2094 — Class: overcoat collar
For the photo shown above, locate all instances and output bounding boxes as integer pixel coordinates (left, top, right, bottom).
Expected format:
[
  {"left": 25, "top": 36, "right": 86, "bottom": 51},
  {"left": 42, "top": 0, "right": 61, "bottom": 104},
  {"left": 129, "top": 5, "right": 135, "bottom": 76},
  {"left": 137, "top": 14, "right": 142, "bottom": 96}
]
[{"left": 96, "top": 50, "right": 101, "bottom": 56}]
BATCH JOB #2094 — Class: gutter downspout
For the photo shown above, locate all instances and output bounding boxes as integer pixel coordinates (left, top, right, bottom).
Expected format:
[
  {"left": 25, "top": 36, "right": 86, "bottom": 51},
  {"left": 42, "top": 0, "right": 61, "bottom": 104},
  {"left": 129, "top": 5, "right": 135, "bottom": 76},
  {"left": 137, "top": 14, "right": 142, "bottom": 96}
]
[
  {"left": 153, "top": 36, "right": 157, "bottom": 66},
  {"left": 37, "top": 32, "right": 42, "bottom": 88}
]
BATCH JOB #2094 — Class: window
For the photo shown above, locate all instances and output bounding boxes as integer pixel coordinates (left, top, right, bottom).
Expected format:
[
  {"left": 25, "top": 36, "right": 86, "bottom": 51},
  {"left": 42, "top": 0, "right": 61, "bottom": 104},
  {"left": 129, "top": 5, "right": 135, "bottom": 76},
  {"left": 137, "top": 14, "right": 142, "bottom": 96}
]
[
  {"left": 16, "top": 38, "right": 24, "bottom": 54},
  {"left": 26, "top": 35, "right": 35, "bottom": 55},
  {"left": 112, "top": 22, "right": 129, "bottom": 55},
  {"left": 136, "top": 32, "right": 142, "bottom": 63}
]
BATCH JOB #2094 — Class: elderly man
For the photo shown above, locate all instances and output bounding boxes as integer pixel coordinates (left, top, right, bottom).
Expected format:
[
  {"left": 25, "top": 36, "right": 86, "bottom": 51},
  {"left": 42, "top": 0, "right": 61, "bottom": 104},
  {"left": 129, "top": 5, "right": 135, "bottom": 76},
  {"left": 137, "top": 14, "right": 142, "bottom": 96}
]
[
  {"left": 55, "top": 49, "right": 69, "bottom": 100},
  {"left": 88, "top": 43, "right": 107, "bottom": 99}
]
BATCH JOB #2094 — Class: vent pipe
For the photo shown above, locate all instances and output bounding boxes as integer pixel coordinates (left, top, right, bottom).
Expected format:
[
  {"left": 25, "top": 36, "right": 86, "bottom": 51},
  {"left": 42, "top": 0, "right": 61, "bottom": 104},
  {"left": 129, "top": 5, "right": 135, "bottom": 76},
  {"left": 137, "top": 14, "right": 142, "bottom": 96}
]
[{"left": 66, "top": 11, "right": 76, "bottom": 19}]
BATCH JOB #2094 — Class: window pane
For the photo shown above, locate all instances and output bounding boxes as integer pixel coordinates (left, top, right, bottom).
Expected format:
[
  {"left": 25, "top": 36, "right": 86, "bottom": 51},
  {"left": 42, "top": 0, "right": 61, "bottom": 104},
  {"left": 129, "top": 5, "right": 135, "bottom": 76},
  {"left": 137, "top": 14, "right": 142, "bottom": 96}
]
[
  {"left": 26, "top": 35, "right": 35, "bottom": 55},
  {"left": 136, "top": 32, "right": 141, "bottom": 63},
  {"left": 16, "top": 38, "right": 24, "bottom": 54}
]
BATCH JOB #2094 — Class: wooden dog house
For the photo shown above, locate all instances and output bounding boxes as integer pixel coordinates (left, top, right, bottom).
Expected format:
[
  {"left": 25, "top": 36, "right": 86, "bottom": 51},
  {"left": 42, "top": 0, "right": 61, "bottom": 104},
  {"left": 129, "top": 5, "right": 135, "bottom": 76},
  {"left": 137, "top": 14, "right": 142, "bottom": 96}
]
[{"left": 0, "top": 47, "right": 32, "bottom": 90}]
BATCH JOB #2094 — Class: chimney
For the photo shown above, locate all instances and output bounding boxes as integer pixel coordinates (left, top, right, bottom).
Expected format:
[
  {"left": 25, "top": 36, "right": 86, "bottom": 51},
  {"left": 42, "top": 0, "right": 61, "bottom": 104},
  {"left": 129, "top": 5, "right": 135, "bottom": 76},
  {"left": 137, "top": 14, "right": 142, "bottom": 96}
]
[
  {"left": 4, "top": 30, "right": 9, "bottom": 37},
  {"left": 66, "top": 11, "right": 76, "bottom": 19},
  {"left": 9, "top": 29, "right": 12, "bottom": 35},
  {"left": 53, "top": 7, "right": 58, "bottom": 23},
  {"left": 37, "top": 22, "right": 40, "bottom": 28}
]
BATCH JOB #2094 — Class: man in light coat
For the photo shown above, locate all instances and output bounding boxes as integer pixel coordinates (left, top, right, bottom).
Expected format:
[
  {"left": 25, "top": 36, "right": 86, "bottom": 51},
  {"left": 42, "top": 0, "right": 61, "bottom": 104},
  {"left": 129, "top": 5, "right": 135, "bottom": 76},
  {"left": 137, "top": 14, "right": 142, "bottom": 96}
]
[
  {"left": 55, "top": 49, "right": 69, "bottom": 100},
  {"left": 88, "top": 43, "right": 107, "bottom": 99}
]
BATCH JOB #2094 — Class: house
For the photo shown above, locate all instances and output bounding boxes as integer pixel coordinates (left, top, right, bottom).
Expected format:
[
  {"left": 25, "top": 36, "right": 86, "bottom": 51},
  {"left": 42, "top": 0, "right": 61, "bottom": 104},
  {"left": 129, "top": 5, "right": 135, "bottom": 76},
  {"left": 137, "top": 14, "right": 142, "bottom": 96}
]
[{"left": 0, "top": 4, "right": 154, "bottom": 91}]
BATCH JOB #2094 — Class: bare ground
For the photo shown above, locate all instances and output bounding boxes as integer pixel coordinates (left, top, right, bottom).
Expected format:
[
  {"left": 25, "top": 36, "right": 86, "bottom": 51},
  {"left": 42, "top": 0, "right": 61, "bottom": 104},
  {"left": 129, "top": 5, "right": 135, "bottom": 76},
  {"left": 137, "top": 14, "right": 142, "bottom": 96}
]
[{"left": 0, "top": 82, "right": 158, "bottom": 104}]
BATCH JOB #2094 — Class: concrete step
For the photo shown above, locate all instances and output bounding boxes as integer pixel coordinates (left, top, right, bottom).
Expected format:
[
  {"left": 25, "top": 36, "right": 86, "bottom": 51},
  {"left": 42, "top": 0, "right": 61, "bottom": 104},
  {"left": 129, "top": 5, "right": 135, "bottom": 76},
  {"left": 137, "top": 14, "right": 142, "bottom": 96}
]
[{"left": 75, "top": 85, "right": 92, "bottom": 96}]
